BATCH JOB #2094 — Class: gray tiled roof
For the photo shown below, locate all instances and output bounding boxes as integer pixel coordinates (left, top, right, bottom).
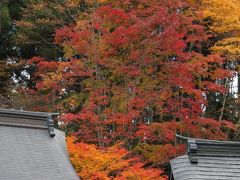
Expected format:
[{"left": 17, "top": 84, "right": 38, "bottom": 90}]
[
  {"left": 0, "top": 109, "right": 79, "bottom": 180},
  {"left": 170, "top": 135, "right": 240, "bottom": 180}
]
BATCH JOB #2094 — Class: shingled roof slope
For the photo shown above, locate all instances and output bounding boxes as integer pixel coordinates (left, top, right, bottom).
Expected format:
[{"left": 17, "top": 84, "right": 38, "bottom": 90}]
[
  {"left": 0, "top": 108, "right": 79, "bottom": 180},
  {"left": 170, "top": 135, "right": 240, "bottom": 180}
]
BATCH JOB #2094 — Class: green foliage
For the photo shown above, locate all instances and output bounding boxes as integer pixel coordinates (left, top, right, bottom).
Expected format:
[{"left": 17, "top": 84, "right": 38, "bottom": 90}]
[
  {"left": 0, "top": 1, "right": 24, "bottom": 99},
  {"left": 0, "top": 3, "right": 11, "bottom": 30},
  {"left": 0, "top": 61, "right": 11, "bottom": 96},
  {"left": 15, "top": 0, "right": 91, "bottom": 59}
]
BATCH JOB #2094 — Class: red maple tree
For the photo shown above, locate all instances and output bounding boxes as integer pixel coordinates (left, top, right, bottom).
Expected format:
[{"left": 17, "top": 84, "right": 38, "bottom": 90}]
[{"left": 27, "top": 0, "right": 236, "bottom": 177}]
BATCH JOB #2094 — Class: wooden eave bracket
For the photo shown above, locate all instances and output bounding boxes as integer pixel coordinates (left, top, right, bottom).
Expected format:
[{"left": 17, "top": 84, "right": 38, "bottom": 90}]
[
  {"left": 47, "top": 113, "right": 58, "bottom": 138},
  {"left": 0, "top": 108, "right": 59, "bottom": 138},
  {"left": 188, "top": 139, "right": 198, "bottom": 164}
]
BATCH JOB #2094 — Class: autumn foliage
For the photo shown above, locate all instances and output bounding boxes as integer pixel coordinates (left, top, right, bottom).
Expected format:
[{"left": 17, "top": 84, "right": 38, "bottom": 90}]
[
  {"left": 22, "top": 0, "right": 238, "bottom": 179},
  {"left": 67, "top": 137, "right": 166, "bottom": 179}
]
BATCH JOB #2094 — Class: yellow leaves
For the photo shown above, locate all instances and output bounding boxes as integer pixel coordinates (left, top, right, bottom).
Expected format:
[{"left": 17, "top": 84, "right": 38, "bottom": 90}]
[
  {"left": 212, "top": 45, "right": 240, "bottom": 56},
  {"left": 85, "top": 0, "right": 109, "bottom": 4},
  {"left": 15, "top": 21, "right": 34, "bottom": 28},
  {"left": 66, "top": 0, "right": 81, "bottom": 8},
  {"left": 97, "top": 0, "right": 109, "bottom": 3},
  {"left": 200, "top": 0, "right": 240, "bottom": 59},
  {"left": 35, "top": 18, "right": 58, "bottom": 25},
  {"left": 202, "top": 0, "right": 240, "bottom": 33},
  {"left": 63, "top": 46, "right": 78, "bottom": 58},
  {"left": 110, "top": 90, "right": 130, "bottom": 113},
  {"left": 76, "top": 18, "right": 90, "bottom": 31},
  {"left": 212, "top": 37, "right": 240, "bottom": 55},
  {"left": 29, "top": 3, "right": 46, "bottom": 11},
  {"left": 237, "top": 64, "right": 240, "bottom": 73}
]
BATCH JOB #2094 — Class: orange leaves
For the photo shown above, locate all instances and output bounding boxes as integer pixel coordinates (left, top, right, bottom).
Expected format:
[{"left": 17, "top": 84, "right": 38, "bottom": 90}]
[
  {"left": 67, "top": 137, "right": 165, "bottom": 179},
  {"left": 116, "top": 163, "right": 166, "bottom": 180}
]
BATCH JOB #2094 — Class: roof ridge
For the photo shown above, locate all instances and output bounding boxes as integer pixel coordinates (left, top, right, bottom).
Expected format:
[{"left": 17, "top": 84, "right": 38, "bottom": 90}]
[
  {"left": 176, "top": 134, "right": 240, "bottom": 145},
  {"left": 176, "top": 134, "right": 240, "bottom": 164},
  {"left": 0, "top": 108, "right": 58, "bottom": 137},
  {"left": 170, "top": 135, "right": 240, "bottom": 180}
]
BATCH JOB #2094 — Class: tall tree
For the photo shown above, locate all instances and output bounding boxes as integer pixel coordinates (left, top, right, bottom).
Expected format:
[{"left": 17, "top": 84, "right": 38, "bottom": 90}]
[
  {"left": 22, "top": 0, "right": 237, "bottom": 178},
  {"left": 16, "top": 0, "right": 94, "bottom": 60},
  {"left": 0, "top": 0, "right": 24, "bottom": 106},
  {"left": 200, "top": 0, "right": 240, "bottom": 124},
  {"left": 29, "top": 0, "right": 234, "bottom": 146}
]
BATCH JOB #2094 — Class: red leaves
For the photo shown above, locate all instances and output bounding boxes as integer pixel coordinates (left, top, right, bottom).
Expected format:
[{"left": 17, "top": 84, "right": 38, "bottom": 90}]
[
  {"left": 136, "top": 122, "right": 178, "bottom": 144},
  {"left": 110, "top": 113, "right": 131, "bottom": 124},
  {"left": 180, "top": 117, "right": 236, "bottom": 140},
  {"left": 28, "top": 57, "right": 45, "bottom": 64},
  {"left": 61, "top": 113, "right": 81, "bottom": 123},
  {"left": 28, "top": 0, "right": 235, "bottom": 145},
  {"left": 78, "top": 110, "right": 100, "bottom": 123},
  {"left": 96, "top": 6, "right": 129, "bottom": 25},
  {"left": 128, "top": 97, "right": 147, "bottom": 109},
  {"left": 55, "top": 26, "right": 75, "bottom": 44},
  {"left": 211, "top": 68, "right": 233, "bottom": 80},
  {"left": 37, "top": 61, "right": 58, "bottom": 72},
  {"left": 28, "top": 57, "right": 58, "bottom": 72}
]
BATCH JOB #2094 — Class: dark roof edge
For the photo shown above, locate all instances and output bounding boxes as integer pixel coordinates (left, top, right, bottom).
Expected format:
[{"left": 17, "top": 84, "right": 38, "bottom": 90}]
[
  {"left": 175, "top": 134, "right": 240, "bottom": 164},
  {"left": 176, "top": 134, "right": 240, "bottom": 146},
  {"left": 0, "top": 108, "right": 59, "bottom": 137},
  {"left": 0, "top": 108, "right": 59, "bottom": 118}
]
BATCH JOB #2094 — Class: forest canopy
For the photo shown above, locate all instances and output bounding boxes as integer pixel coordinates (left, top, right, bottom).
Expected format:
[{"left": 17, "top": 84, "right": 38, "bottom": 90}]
[{"left": 1, "top": 0, "right": 240, "bottom": 179}]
